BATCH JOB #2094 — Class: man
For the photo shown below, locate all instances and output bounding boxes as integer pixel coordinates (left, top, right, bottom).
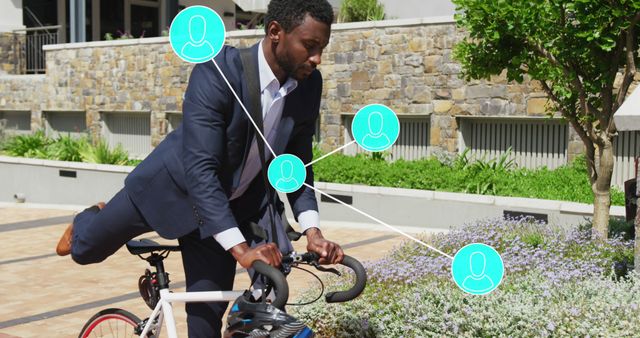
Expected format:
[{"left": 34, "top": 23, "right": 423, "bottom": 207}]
[{"left": 55, "top": 0, "right": 343, "bottom": 336}]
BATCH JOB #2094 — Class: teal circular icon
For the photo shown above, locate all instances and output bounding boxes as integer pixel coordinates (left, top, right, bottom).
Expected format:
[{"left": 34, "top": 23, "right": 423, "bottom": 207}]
[
  {"left": 451, "top": 243, "right": 504, "bottom": 295},
  {"left": 169, "top": 6, "right": 225, "bottom": 63},
  {"left": 268, "top": 154, "right": 306, "bottom": 193},
  {"left": 351, "top": 104, "right": 400, "bottom": 152}
]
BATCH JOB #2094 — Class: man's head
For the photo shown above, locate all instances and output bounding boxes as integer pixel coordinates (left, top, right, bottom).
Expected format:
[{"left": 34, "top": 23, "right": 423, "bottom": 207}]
[{"left": 263, "top": 0, "right": 334, "bottom": 81}]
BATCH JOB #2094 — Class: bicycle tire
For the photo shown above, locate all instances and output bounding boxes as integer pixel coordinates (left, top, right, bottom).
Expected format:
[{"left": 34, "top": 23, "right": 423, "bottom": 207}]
[{"left": 79, "top": 308, "right": 150, "bottom": 338}]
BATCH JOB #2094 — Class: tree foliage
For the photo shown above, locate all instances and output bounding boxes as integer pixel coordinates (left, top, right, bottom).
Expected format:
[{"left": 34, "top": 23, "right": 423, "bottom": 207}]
[{"left": 452, "top": 0, "right": 640, "bottom": 236}]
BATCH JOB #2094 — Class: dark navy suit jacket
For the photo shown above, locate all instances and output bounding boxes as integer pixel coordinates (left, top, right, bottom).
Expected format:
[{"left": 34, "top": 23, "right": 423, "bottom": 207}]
[{"left": 124, "top": 43, "right": 321, "bottom": 240}]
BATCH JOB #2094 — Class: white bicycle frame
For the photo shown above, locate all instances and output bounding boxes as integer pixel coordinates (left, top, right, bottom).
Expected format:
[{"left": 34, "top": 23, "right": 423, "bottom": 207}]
[{"left": 140, "top": 288, "right": 245, "bottom": 338}]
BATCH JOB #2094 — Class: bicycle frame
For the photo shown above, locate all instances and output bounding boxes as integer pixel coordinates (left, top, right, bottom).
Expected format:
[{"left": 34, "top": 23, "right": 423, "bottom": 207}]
[{"left": 140, "top": 289, "right": 245, "bottom": 338}]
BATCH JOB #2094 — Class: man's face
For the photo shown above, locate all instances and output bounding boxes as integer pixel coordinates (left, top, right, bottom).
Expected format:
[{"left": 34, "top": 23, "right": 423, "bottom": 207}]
[{"left": 273, "top": 14, "right": 331, "bottom": 81}]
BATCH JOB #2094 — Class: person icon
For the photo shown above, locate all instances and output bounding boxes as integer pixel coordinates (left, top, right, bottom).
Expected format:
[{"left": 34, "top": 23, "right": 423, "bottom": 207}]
[
  {"left": 169, "top": 6, "right": 226, "bottom": 63},
  {"left": 267, "top": 154, "right": 306, "bottom": 193},
  {"left": 275, "top": 160, "right": 300, "bottom": 191},
  {"left": 361, "top": 111, "right": 392, "bottom": 151},
  {"left": 180, "top": 15, "right": 216, "bottom": 62},
  {"left": 351, "top": 104, "right": 400, "bottom": 152},
  {"left": 461, "top": 252, "right": 495, "bottom": 293},
  {"left": 451, "top": 243, "right": 504, "bottom": 295}
]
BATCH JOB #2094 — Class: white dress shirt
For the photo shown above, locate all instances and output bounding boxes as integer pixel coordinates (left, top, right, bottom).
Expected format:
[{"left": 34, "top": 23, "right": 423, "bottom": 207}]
[{"left": 213, "top": 41, "right": 320, "bottom": 250}]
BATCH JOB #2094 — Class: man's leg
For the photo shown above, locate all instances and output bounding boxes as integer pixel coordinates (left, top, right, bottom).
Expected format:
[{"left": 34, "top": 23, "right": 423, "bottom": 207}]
[
  {"left": 71, "top": 188, "right": 153, "bottom": 265},
  {"left": 178, "top": 230, "right": 237, "bottom": 338}
]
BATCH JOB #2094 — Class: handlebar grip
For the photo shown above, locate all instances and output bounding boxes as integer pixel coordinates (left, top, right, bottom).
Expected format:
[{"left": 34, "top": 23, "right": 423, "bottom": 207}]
[
  {"left": 325, "top": 255, "right": 367, "bottom": 303},
  {"left": 251, "top": 261, "right": 289, "bottom": 310}
]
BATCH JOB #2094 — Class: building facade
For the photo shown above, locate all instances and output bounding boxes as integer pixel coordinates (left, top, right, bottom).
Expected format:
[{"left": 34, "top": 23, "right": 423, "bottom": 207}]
[{"left": 0, "top": 9, "right": 638, "bottom": 187}]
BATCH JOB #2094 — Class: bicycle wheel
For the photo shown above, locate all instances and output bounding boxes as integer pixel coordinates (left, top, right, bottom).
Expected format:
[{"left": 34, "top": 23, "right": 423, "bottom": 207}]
[{"left": 79, "top": 308, "right": 145, "bottom": 338}]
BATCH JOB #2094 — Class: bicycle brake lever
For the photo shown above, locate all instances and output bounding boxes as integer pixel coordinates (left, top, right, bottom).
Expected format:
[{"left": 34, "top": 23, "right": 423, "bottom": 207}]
[{"left": 312, "top": 262, "right": 341, "bottom": 276}]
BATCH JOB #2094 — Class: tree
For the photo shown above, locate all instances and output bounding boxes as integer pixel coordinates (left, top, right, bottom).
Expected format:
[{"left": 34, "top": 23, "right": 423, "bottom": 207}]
[{"left": 452, "top": 0, "right": 640, "bottom": 237}]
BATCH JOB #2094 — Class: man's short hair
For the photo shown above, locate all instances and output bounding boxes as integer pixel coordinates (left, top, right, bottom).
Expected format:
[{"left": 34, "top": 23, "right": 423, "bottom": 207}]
[{"left": 264, "top": 0, "right": 334, "bottom": 33}]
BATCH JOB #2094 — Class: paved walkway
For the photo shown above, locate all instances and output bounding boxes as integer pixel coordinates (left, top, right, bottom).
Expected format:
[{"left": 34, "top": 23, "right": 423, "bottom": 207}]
[{"left": 0, "top": 204, "right": 443, "bottom": 337}]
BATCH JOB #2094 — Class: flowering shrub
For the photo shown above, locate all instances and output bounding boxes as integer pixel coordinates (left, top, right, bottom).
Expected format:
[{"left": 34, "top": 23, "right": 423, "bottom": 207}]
[{"left": 291, "top": 218, "right": 638, "bottom": 337}]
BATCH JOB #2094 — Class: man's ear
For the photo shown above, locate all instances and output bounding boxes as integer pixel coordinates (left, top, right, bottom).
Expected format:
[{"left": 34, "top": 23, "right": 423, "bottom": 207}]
[{"left": 266, "top": 21, "right": 283, "bottom": 44}]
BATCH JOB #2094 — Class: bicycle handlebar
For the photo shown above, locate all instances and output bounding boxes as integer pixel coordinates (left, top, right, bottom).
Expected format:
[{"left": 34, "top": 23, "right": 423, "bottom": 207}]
[
  {"left": 252, "top": 252, "right": 367, "bottom": 309},
  {"left": 324, "top": 255, "right": 367, "bottom": 303},
  {"left": 282, "top": 252, "right": 367, "bottom": 303},
  {"left": 251, "top": 260, "right": 289, "bottom": 309}
]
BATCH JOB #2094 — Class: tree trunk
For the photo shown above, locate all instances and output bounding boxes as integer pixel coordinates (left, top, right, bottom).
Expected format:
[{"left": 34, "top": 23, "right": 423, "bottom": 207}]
[{"left": 591, "top": 140, "right": 615, "bottom": 238}]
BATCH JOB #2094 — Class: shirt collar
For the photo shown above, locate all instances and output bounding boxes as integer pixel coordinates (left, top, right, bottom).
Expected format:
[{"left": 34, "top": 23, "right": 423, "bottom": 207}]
[{"left": 258, "top": 40, "right": 297, "bottom": 95}]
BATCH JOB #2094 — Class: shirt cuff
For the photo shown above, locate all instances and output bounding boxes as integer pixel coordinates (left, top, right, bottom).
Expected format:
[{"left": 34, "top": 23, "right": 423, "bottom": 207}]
[
  {"left": 213, "top": 227, "right": 246, "bottom": 251},
  {"left": 298, "top": 210, "right": 320, "bottom": 233}
]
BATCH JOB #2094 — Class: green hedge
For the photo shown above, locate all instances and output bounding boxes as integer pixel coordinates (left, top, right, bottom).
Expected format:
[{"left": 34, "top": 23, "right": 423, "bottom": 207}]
[
  {"left": 0, "top": 132, "right": 627, "bottom": 206},
  {"left": 312, "top": 149, "right": 626, "bottom": 206},
  {"left": 0, "top": 131, "right": 141, "bottom": 166}
]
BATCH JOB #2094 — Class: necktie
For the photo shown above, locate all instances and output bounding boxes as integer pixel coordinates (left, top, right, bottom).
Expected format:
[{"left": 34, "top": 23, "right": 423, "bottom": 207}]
[{"left": 230, "top": 106, "right": 282, "bottom": 200}]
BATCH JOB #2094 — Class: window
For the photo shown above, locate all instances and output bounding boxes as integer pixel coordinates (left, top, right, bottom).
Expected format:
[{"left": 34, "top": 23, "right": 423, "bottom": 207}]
[
  {"left": 0, "top": 111, "right": 31, "bottom": 135},
  {"left": 342, "top": 114, "right": 430, "bottom": 160},
  {"left": 458, "top": 117, "right": 569, "bottom": 170},
  {"left": 100, "top": 111, "right": 152, "bottom": 159},
  {"left": 43, "top": 110, "right": 87, "bottom": 138}
]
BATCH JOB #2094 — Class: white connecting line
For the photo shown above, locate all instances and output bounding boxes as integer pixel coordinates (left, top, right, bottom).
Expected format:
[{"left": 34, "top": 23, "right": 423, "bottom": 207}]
[
  {"left": 303, "top": 183, "right": 454, "bottom": 260},
  {"left": 211, "top": 58, "right": 454, "bottom": 261},
  {"left": 305, "top": 140, "right": 356, "bottom": 167}
]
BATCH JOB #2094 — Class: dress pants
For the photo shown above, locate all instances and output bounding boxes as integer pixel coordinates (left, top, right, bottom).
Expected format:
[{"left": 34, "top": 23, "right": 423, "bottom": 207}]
[{"left": 70, "top": 188, "right": 292, "bottom": 337}]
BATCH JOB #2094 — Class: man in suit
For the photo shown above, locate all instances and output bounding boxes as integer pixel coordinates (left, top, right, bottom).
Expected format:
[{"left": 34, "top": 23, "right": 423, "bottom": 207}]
[{"left": 55, "top": 0, "right": 343, "bottom": 336}]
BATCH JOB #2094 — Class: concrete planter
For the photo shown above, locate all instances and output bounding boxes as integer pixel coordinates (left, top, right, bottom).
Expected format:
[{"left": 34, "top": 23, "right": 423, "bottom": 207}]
[
  {"left": 0, "top": 156, "right": 624, "bottom": 229},
  {"left": 0, "top": 155, "right": 133, "bottom": 206}
]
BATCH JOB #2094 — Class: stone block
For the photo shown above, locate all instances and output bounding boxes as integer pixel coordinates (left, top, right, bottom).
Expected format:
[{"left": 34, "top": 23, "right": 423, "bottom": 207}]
[
  {"left": 408, "top": 37, "right": 426, "bottom": 52},
  {"left": 337, "top": 83, "right": 351, "bottom": 97},
  {"left": 377, "top": 60, "right": 393, "bottom": 74},
  {"left": 423, "top": 55, "right": 441, "bottom": 73},
  {"left": 334, "top": 53, "right": 353, "bottom": 64},
  {"left": 434, "top": 100, "right": 454, "bottom": 113},
  {"left": 351, "top": 71, "right": 370, "bottom": 91},
  {"left": 466, "top": 85, "right": 508, "bottom": 99},
  {"left": 430, "top": 126, "right": 441, "bottom": 145},
  {"left": 527, "top": 97, "right": 551, "bottom": 115},
  {"left": 364, "top": 89, "right": 392, "bottom": 101},
  {"left": 452, "top": 87, "right": 466, "bottom": 101},
  {"left": 480, "top": 99, "right": 515, "bottom": 116},
  {"left": 411, "top": 86, "right": 431, "bottom": 104},
  {"left": 568, "top": 141, "right": 585, "bottom": 156},
  {"left": 370, "top": 74, "right": 384, "bottom": 89},
  {"left": 447, "top": 139, "right": 457, "bottom": 152},
  {"left": 407, "top": 103, "right": 433, "bottom": 114},
  {"left": 405, "top": 54, "right": 423, "bottom": 67},
  {"left": 441, "top": 63, "right": 462, "bottom": 75},
  {"left": 366, "top": 44, "right": 380, "bottom": 59},
  {"left": 384, "top": 74, "right": 401, "bottom": 88}
]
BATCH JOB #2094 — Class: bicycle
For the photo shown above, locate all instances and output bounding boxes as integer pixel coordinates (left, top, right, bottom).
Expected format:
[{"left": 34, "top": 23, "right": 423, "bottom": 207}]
[{"left": 78, "top": 238, "right": 367, "bottom": 338}]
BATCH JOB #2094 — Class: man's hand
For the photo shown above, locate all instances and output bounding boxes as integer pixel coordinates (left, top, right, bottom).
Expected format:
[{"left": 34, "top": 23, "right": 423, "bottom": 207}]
[
  {"left": 230, "top": 242, "right": 282, "bottom": 269},
  {"left": 305, "top": 228, "right": 344, "bottom": 265}
]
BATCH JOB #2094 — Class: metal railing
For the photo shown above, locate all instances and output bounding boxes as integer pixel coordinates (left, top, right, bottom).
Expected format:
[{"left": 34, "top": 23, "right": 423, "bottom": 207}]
[{"left": 12, "top": 25, "right": 61, "bottom": 74}]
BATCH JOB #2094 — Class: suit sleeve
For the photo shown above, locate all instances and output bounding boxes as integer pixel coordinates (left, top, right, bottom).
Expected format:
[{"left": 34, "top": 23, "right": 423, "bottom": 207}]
[
  {"left": 285, "top": 71, "right": 322, "bottom": 222},
  {"left": 182, "top": 56, "right": 242, "bottom": 240}
]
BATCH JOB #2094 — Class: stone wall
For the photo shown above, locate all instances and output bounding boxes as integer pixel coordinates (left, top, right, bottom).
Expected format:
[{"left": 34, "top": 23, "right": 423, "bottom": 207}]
[
  {"left": 0, "top": 32, "right": 25, "bottom": 75},
  {"left": 0, "top": 18, "right": 599, "bottom": 158}
]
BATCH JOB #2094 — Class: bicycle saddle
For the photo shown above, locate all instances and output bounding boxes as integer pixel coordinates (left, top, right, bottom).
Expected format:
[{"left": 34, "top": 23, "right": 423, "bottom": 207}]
[{"left": 126, "top": 238, "right": 180, "bottom": 256}]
